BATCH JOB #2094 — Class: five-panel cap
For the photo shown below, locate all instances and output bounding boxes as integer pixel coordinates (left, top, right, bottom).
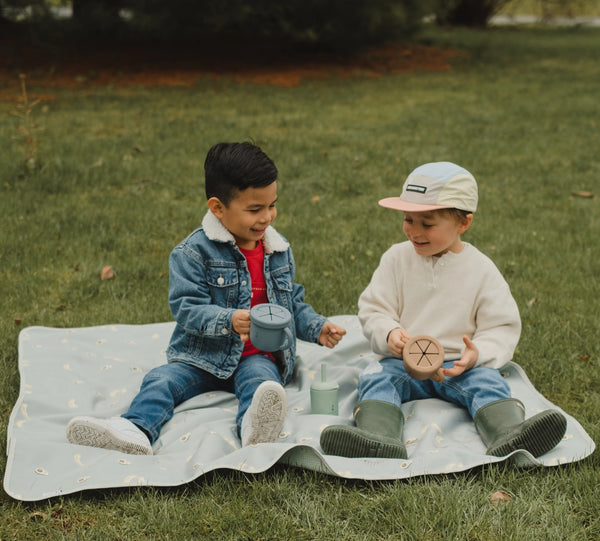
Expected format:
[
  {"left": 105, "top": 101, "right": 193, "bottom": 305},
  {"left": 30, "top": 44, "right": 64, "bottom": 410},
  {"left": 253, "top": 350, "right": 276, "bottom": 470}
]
[{"left": 379, "top": 162, "right": 478, "bottom": 213}]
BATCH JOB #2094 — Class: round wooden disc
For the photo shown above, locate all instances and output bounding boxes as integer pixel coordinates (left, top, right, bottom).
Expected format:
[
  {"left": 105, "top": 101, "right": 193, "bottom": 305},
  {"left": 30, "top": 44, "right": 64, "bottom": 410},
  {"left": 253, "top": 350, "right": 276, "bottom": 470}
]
[{"left": 403, "top": 335, "right": 445, "bottom": 381}]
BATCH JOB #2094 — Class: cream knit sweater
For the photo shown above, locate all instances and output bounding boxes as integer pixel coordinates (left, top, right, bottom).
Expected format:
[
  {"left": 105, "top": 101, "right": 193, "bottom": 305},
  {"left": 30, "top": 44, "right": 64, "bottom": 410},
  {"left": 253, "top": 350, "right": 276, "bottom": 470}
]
[{"left": 358, "top": 241, "right": 521, "bottom": 369}]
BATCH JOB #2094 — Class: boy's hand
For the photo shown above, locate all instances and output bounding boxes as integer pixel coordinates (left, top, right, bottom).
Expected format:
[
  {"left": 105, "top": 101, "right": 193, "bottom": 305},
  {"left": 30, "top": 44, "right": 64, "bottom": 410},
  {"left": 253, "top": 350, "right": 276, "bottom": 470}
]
[
  {"left": 318, "top": 322, "right": 347, "bottom": 349},
  {"left": 387, "top": 328, "right": 411, "bottom": 357},
  {"left": 232, "top": 309, "right": 251, "bottom": 342},
  {"left": 441, "top": 335, "right": 478, "bottom": 377}
]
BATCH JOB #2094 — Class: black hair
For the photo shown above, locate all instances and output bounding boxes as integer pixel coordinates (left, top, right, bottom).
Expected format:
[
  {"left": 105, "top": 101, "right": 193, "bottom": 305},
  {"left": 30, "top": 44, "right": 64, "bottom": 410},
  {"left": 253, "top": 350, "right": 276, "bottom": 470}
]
[{"left": 204, "top": 142, "right": 278, "bottom": 206}]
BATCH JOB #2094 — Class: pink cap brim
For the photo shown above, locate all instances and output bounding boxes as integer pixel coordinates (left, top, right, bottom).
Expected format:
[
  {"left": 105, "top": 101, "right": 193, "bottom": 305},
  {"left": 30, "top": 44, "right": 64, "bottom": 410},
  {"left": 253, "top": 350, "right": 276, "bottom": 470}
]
[{"left": 378, "top": 197, "right": 454, "bottom": 212}]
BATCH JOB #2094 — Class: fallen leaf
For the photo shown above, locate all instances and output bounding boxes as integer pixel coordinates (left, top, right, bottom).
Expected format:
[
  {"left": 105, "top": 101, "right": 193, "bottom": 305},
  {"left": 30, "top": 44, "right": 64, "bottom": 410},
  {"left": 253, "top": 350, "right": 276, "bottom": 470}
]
[
  {"left": 14, "top": 318, "right": 22, "bottom": 326},
  {"left": 29, "top": 511, "right": 47, "bottom": 520},
  {"left": 490, "top": 490, "right": 512, "bottom": 506},
  {"left": 527, "top": 297, "right": 537, "bottom": 308},
  {"left": 311, "top": 195, "right": 320, "bottom": 203},
  {"left": 101, "top": 265, "right": 115, "bottom": 280},
  {"left": 571, "top": 190, "right": 594, "bottom": 198}
]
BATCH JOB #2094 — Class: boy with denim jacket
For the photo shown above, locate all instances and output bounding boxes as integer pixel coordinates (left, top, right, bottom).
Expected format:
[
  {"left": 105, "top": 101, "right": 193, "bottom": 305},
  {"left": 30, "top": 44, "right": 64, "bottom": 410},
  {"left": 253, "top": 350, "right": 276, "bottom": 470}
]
[
  {"left": 320, "top": 162, "right": 566, "bottom": 460},
  {"left": 67, "top": 142, "right": 346, "bottom": 455}
]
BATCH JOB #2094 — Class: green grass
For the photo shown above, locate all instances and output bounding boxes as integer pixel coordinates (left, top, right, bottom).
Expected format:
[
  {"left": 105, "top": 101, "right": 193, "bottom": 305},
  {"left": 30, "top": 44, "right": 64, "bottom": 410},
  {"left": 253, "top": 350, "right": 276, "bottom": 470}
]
[{"left": 1, "top": 25, "right": 599, "bottom": 539}]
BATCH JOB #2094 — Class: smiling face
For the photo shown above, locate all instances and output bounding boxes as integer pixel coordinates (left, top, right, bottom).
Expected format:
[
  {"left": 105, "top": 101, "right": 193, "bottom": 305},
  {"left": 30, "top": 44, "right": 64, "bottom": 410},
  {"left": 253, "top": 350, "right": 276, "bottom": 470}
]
[
  {"left": 208, "top": 182, "right": 278, "bottom": 249},
  {"left": 402, "top": 209, "right": 473, "bottom": 257}
]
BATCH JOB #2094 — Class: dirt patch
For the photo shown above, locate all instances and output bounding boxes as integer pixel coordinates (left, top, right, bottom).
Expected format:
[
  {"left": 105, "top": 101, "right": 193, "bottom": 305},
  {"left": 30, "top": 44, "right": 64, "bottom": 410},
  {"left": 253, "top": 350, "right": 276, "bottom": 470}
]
[{"left": 0, "top": 29, "right": 462, "bottom": 100}]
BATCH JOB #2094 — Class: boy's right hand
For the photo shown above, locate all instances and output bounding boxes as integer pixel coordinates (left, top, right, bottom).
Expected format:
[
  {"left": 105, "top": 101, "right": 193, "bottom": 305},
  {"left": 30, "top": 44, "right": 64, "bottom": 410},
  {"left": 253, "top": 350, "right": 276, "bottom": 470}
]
[
  {"left": 232, "top": 309, "right": 251, "bottom": 342},
  {"left": 387, "top": 328, "right": 411, "bottom": 357}
]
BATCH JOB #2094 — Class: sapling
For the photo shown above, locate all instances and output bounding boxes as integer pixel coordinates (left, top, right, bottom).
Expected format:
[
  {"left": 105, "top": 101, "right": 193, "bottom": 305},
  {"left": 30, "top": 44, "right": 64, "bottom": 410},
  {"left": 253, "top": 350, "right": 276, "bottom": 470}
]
[{"left": 12, "top": 73, "right": 42, "bottom": 172}]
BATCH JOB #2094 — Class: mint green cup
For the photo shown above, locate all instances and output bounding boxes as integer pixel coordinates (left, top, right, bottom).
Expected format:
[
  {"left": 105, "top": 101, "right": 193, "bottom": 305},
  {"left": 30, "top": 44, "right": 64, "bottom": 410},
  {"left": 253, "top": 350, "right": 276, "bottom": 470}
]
[{"left": 311, "top": 364, "right": 339, "bottom": 415}]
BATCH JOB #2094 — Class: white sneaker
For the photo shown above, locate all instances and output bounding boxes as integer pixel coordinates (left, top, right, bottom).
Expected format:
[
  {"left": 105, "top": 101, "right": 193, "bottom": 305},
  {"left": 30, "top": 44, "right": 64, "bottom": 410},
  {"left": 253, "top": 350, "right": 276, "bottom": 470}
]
[
  {"left": 66, "top": 416, "right": 153, "bottom": 455},
  {"left": 241, "top": 381, "right": 287, "bottom": 446}
]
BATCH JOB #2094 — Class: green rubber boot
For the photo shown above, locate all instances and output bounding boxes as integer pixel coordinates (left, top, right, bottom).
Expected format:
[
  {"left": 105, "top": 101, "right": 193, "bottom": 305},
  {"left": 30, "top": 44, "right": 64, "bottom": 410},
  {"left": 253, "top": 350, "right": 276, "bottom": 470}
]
[
  {"left": 320, "top": 400, "right": 407, "bottom": 459},
  {"left": 474, "top": 398, "right": 567, "bottom": 458}
]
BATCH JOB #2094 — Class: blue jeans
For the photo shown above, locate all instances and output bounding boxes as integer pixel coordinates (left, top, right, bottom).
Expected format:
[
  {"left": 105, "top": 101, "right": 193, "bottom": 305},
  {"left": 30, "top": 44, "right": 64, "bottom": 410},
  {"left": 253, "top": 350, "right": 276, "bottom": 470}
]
[
  {"left": 358, "top": 357, "right": 511, "bottom": 418},
  {"left": 122, "top": 355, "right": 282, "bottom": 444}
]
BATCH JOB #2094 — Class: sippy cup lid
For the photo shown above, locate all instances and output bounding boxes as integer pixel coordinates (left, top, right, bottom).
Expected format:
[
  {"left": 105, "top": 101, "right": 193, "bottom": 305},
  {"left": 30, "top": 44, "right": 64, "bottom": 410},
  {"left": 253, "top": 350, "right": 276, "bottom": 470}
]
[
  {"left": 250, "top": 304, "right": 291, "bottom": 328},
  {"left": 403, "top": 335, "right": 445, "bottom": 382}
]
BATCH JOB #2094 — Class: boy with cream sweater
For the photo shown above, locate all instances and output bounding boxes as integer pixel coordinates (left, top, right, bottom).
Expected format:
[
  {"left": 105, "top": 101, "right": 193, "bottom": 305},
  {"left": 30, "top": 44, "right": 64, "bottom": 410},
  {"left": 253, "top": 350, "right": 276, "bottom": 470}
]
[{"left": 320, "top": 162, "right": 566, "bottom": 459}]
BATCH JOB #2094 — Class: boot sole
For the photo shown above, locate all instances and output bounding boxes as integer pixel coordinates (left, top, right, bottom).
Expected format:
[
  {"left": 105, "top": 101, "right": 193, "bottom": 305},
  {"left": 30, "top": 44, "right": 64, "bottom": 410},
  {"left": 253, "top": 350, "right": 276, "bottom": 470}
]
[
  {"left": 320, "top": 425, "right": 407, "bottom": 459},
  {"left": 488, "top": 410, "right": 567, "bottom": 458}
]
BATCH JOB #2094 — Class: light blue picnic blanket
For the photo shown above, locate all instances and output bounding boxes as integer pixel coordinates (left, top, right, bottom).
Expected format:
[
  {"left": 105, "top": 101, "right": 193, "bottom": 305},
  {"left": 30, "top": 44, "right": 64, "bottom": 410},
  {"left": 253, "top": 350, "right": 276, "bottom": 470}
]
[{"left": 4, "top": 315, "right": 595, "bottom": 501}]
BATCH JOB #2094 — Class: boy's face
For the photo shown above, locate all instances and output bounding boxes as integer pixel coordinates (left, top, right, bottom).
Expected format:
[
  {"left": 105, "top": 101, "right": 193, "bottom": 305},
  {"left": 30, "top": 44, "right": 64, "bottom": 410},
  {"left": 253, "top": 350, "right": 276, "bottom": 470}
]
[
  {"left": 210, "top": 182, "right": 278, "bottom": 249},
  {"left": 402, "top": 210, "right": 472, "bottom": 257}
]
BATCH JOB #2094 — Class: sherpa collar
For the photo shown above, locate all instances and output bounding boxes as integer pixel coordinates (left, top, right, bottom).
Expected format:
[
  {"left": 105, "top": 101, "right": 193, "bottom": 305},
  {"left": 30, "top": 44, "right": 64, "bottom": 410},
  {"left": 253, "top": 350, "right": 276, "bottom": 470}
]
[{"left": 201, "top": 210, "right": 289, "bottom": 254}]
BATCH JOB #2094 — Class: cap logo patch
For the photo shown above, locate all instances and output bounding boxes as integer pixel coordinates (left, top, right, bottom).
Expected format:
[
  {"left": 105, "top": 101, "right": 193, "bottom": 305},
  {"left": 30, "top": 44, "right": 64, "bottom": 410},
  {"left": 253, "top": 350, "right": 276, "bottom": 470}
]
[{"left": 406, "top": 184, "right": 427, "bottom": 194}]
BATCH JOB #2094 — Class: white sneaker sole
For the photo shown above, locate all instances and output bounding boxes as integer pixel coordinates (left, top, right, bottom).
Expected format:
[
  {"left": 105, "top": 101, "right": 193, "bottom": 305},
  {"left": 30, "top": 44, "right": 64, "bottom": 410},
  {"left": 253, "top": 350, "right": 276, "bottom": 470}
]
[
  {"left": 243, "top": 382, "right": 287, "bottom": 446},
  {"left": 66, "top": 417, "right": 152, "bottom": 455}
]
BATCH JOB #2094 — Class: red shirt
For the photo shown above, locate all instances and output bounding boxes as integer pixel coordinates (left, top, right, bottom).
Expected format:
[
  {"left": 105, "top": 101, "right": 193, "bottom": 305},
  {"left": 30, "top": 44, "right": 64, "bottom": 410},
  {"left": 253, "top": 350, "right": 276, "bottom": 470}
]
[{"left": 238, "top": 241, "right": 275, "bottom": 359}]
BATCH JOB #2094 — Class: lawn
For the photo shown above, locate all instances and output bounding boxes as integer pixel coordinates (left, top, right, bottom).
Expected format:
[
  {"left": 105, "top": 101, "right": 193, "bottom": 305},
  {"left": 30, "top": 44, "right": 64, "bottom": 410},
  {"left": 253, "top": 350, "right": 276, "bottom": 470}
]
[{"left": 1, "top": 24, "right": 599, "bottom": 540}]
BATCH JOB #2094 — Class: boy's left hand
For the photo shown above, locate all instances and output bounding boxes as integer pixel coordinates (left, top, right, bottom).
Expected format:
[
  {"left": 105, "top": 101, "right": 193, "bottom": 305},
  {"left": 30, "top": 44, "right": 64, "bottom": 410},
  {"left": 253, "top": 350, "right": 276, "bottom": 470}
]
[
  {"left": 318, "top": 322, "right": 347, "bottom": 349},
  {"left": 441, "top": 335, "right": 478, "bottom": 377}
]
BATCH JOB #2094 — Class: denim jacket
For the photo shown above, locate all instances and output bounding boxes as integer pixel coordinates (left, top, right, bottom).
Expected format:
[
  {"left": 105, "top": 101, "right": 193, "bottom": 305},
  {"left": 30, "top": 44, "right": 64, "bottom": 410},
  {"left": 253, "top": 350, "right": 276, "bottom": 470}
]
[{"left": 166, "top": 211, "right": 327, "bottom": 384}]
